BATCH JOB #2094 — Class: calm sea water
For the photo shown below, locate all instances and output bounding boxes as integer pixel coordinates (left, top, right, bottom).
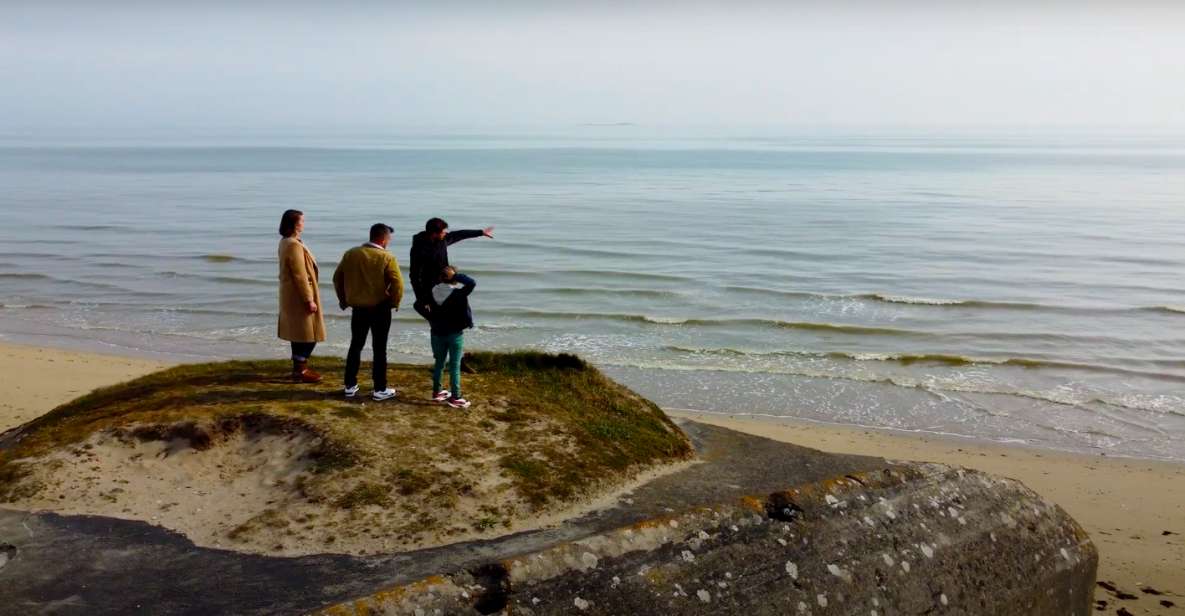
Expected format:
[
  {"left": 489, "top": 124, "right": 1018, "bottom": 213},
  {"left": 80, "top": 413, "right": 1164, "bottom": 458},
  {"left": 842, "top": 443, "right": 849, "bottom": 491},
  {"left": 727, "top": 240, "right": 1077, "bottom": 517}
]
[{"left": 1, "top": 130, "right": 1183, "bottom": 460}]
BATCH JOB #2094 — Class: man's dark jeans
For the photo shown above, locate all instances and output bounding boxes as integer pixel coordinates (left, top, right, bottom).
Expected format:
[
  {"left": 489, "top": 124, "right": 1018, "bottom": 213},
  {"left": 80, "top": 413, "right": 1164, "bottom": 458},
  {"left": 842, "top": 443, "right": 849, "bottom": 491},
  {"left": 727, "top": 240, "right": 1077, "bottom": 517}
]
[{"left": 344, "top": 302, "right": 392, "bottom": 390}]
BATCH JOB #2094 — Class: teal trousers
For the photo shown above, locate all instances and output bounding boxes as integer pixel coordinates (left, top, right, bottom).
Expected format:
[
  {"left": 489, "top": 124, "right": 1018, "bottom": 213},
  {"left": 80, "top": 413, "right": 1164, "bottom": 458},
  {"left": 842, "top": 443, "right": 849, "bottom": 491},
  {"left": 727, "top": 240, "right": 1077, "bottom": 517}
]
[{"left": 431, "top": 332, "right": 464, "bottom": 398}]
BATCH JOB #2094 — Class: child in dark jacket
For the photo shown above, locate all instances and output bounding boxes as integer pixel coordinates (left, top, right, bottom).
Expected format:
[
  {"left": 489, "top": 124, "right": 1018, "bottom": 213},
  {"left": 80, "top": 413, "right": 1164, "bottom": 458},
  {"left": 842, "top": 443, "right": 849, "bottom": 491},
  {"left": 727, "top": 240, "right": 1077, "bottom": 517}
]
[{"left": 428, "top": 266, "right": 475, "bottom": 408}]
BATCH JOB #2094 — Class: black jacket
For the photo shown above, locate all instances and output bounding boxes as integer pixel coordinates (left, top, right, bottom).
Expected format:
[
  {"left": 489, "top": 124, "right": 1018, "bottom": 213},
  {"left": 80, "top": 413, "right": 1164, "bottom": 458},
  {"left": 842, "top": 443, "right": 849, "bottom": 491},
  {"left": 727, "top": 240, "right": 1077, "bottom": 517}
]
[
  {"left": 409, "top": 229, "right": 484, "bottom": 302},
  {"left": 428, "top": 273, "right": 476, "bottom": 336}
]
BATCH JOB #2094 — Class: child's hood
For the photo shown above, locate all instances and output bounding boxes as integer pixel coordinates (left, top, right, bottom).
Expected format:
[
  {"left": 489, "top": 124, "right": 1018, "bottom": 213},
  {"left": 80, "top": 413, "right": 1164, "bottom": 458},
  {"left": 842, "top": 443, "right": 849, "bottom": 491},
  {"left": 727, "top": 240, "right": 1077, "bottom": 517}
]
[{"left": 432, "top": 282, "right": 463, "bottom": 305}]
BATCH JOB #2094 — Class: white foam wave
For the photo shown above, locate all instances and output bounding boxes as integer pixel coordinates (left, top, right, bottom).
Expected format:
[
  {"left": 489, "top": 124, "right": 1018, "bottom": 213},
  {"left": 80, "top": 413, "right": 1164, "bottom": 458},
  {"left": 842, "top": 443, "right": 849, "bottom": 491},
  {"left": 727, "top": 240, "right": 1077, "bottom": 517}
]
[{"left": 871, "top": 294, "right": 966, "bottom": 306}]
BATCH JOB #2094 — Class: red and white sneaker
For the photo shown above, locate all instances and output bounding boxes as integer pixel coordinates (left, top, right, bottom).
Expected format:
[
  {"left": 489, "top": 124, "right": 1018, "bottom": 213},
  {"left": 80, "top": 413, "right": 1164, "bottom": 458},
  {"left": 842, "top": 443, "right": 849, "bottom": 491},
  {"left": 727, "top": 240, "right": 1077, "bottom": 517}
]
[
  {"left": 432, "top": 390, "right": 450, "bottom": 402},
  {"left": 447, "top": 397, "right": 471, "bottom": 409}
]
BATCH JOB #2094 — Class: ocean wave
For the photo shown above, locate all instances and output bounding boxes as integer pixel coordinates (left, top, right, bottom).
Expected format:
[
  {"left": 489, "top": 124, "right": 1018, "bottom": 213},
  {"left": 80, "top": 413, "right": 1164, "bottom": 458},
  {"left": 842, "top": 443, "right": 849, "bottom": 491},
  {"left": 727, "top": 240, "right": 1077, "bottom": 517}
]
[
  {"left": 1146, "top": 305, "right": 1185, "bottom": 315},
  {"left": 201, "top": 254, "right": 242, "bottom": 263},
  {"left": 486, "top": 309, "right": 922, "bottom": 335},
  {"left": 0, "top": 272, "right": 52, "bottom": 280},
  {"left": 664, "top": 345, "right": 1185, "bottom": 379},
  {"left": 157, "top": 270, "right": 272, "bottom": 286},
  {"left": 861, "top": 294, "right": 968, "bottom": 306},
  {"left": 0, "top": 303, "right": 53, "bottom": 310},
  {"left": 607, "top": 358, "right": 1185, "bottom": 419},
  {"left": 522, "top": 287, "right": 683, "bottom": 300}
]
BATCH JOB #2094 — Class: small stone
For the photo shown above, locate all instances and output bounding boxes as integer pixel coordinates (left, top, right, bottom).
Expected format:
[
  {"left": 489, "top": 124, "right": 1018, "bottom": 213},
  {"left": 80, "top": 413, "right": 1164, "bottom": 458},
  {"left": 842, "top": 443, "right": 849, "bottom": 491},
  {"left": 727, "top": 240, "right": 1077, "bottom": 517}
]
[
  {"left": 901, "top": 560, "right": 911, "bottom": 573},
  {"left": 940, "top": 593, "right": 948, "bottom": 605},
  {"left": 785, "top": 561, "right": 799, "bottom": 579},
  {"left": 882, "top": 553, "right": 895, "bottom": 566},
  {"left": 920, "top": 544, "right": 934, "bottom": 559},
  {"left": 817, "top": 593, "right": 829, "bottom": 607},
  {"left": 581, "top": 552, "right": 599, "bottom": 569},
  {"left": 697, "top": 590, "right": 711, "bottom": 603},
  {"left": 574, "top": 597, "right": 589, "bottom": 611},
  {"left": 681, "top": 550, "right": 695, "bottom": 563}
]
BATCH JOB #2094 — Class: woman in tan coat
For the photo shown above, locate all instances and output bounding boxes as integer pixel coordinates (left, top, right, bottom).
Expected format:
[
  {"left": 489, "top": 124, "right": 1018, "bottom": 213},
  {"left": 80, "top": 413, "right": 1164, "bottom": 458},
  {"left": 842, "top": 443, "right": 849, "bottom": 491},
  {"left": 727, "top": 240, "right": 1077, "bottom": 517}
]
[{"left": 278, "top": 209, "right": 327, "bottom": 382}]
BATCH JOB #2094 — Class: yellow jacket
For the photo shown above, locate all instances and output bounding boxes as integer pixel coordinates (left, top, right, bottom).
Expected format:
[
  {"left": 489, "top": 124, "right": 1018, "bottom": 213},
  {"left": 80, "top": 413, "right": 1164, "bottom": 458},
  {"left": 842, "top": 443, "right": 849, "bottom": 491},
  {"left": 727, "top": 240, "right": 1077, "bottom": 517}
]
[{"left": 332, "top": 244, "right": 403, "bottom": 309}]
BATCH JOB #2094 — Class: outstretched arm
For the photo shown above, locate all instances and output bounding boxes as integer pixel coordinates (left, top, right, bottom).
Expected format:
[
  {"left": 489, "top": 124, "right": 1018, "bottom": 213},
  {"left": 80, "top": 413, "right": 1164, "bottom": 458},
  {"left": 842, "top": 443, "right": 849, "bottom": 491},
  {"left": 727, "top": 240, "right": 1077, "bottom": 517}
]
[{"left": 445, "top": 226, "right": 494, "bottom": 246}]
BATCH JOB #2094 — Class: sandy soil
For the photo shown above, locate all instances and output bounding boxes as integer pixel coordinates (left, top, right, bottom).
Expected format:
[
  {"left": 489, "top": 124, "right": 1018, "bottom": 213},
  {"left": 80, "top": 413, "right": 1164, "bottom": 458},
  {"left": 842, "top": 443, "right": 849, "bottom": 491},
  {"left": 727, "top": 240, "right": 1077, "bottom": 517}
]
[
  {"left": 668, "top": 410, "right": 1185, "bottom": 615},
  {"left": 0, "top": 342, "right": 693, "bottom": 557},
  {"left": 0, "top": 342, "right": 166, "bottom": 432}
]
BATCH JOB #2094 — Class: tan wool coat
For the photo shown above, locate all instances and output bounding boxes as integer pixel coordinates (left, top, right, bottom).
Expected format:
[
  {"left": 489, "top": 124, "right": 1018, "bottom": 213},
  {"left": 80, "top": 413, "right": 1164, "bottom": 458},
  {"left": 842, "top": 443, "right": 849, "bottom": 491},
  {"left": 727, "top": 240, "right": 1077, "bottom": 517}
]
[{"left": 277, "top": 236, "right": 327, "bottom": 343}]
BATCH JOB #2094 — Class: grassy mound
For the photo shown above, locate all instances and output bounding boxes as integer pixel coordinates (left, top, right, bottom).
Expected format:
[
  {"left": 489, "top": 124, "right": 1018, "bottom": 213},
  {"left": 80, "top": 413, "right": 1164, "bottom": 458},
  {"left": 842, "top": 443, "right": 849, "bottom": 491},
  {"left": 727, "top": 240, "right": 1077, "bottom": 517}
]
[{"left": 0, "top": 352, "right": 692, "bottom": 555}]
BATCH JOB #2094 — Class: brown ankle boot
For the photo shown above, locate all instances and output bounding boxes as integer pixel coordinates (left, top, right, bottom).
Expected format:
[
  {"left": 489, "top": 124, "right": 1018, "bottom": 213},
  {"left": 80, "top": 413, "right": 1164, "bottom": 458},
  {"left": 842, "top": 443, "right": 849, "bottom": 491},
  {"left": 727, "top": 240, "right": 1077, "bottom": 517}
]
[{"left": 292, "top": 359, "right": 322, "bottom": 383}]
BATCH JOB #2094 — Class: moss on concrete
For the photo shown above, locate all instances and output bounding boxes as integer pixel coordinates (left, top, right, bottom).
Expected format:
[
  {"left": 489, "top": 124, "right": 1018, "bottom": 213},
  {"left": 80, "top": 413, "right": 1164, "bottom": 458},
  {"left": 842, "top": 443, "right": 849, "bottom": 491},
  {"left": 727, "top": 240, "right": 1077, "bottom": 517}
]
[{"left": 0, "top": 351, "right": 693, "bottom": 551}]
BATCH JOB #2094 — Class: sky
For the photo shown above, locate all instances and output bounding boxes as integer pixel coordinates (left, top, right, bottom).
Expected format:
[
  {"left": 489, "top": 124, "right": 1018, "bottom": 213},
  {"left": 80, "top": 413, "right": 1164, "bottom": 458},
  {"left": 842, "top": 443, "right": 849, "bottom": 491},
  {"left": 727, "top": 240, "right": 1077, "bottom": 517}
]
[{"left": 2, "top": 1, "right": 1184, "bottom": 132}]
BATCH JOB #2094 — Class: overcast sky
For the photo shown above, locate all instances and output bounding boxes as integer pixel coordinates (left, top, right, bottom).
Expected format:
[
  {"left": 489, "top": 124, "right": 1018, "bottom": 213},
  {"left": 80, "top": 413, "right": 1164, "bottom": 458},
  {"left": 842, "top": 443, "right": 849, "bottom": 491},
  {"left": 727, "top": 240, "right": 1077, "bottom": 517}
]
[{"left": 2, "top": 1, "right": 1183, "bottom": 132}]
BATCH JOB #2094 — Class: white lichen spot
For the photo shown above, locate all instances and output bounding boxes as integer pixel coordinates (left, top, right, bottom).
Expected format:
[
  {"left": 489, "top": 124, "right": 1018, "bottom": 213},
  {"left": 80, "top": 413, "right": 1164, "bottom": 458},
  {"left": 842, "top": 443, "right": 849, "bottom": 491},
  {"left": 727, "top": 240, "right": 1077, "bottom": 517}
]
[
  {"left": 581, "top": 552, "right": 599, "bottom": 569},
  {"left": 940, "top": 593, "right": 949, "bottom": 605},
  {"left": 825, "top": 494, "right": 840, "bottom": 505},
  {"left": 731, "top": 525, "right": 740, "bottom": 532},
  {"left": 611, "top": 576, "right": 621, "bottom": 589},
  {"left": 882, "top": 553, "right": 895, "bottom": 566},
  {"left": 574, "top": 597, "right": 590, "bottom": 611},
  {"left": 697, "top": 590, "right": 711, "bottom": 603},
  {"left": 920, "top": 544, "right": 934, "bottom": 559},
  {"left": 777, "top": 538, "right": 788, "bottom": 546},
  {"left": 698, "top": 530, "right": 710, "bottom": 540},
  {"left": 725, "top": 572, "right": 734, "bottom": 580},
  {"left": 785, "top": 561, "right": 799, "bottom": 579},
  {"left": 532, "top": 597, "right": 541, "bottom": 606},
  {"left": 827, "top": 563, "right": 853, "bottom": 583},
  {"left": 817, "top": 593, "right": 829, "bottom": 607},
  {"left": 681, "top": 550, "right": 695, "bottom": 563},
  {"left": 901, "top": 560, "right": 911, "bottom": 573}
]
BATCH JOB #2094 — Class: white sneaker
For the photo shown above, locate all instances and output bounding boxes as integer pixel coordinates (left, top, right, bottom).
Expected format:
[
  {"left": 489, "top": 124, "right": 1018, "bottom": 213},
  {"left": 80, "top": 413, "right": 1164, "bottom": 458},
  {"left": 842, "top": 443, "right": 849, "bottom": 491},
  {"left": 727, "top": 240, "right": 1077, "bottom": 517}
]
[
  {"left": 432, "top": 390, "right": 451, "bottom": 402},
  {"left": 372, "top": 388, "right": 397, "bottom": 401},
  {"left": 343, "top": 385, "right": 359, "bottom": 398},
  {"left": 447, "top": 397, "right": 471, "bottom": 409}
]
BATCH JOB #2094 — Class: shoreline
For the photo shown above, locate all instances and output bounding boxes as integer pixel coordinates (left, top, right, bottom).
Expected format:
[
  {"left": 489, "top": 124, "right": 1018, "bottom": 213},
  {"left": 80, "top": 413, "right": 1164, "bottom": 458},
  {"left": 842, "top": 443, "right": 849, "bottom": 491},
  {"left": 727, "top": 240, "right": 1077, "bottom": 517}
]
[{"left": 1, "top": 341, "right": 1182, "bottom": 613}]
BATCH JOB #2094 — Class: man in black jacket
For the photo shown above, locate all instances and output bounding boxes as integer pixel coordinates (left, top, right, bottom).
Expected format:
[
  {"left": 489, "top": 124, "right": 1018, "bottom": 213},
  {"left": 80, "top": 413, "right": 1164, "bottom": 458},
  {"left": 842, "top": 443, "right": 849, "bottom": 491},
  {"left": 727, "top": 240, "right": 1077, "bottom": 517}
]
[{"left": 409, "top": 217, "right": 493, "bottom": 319}]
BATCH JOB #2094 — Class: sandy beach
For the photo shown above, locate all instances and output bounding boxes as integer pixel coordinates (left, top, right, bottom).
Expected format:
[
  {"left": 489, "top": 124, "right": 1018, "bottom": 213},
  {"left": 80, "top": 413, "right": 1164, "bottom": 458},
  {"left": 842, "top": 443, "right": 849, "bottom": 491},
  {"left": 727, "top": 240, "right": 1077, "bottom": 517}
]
[
  {"left": 1, "top": 341, "right": 1181, "bottom": 613},
  {"left": 0, "top": 342, "right": 166, "bottom": 432}
]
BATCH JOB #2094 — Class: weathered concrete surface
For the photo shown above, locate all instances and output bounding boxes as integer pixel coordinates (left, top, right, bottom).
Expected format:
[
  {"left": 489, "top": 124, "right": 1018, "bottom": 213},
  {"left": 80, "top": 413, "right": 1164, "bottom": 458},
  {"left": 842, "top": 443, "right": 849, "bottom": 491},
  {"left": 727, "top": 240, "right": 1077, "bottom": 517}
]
[
  {"left": 319, "top": 463, "right": 1097, "bottom": 615},
  {"left": 0, "top": 420, "right": 1096, "bottom": 615}
]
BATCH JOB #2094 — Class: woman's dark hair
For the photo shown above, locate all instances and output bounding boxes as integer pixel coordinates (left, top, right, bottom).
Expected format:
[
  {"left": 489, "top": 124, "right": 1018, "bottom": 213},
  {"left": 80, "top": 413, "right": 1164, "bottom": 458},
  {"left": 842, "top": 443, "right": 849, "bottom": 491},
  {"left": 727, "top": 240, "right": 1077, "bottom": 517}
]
[
  {"left": 279, "top": 209, "right": 304, "bottom": 237},
  {"left": 425, "top": 217, "right": 449, "bottom": 234}
]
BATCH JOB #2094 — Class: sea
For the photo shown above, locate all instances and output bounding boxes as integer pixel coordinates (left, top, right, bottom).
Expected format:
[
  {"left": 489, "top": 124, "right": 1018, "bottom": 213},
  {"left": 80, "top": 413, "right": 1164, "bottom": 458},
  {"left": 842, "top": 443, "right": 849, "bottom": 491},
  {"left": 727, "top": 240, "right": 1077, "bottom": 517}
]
[{"left": 1, "top": 128, "right": 1183, "bottom": 461}]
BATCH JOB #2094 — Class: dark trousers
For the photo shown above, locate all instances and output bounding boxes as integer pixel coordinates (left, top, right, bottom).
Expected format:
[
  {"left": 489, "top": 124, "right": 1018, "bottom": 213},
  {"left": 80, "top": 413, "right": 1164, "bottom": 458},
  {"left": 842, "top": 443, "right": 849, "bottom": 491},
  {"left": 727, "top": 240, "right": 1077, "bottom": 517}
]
[
  {"left": 290, "top": 342, "right": 316, "bottom": 360},
  {"left": 344, "top": 303, "right": 392, "bottom": 390}
]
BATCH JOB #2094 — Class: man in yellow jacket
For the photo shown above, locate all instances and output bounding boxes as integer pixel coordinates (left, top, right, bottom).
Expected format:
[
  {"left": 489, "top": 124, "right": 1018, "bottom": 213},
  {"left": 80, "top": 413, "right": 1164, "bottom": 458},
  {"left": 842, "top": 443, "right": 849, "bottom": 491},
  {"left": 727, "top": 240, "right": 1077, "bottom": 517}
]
[{"left": 333, "top": 223, "right": 404, "bottom": 401}]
